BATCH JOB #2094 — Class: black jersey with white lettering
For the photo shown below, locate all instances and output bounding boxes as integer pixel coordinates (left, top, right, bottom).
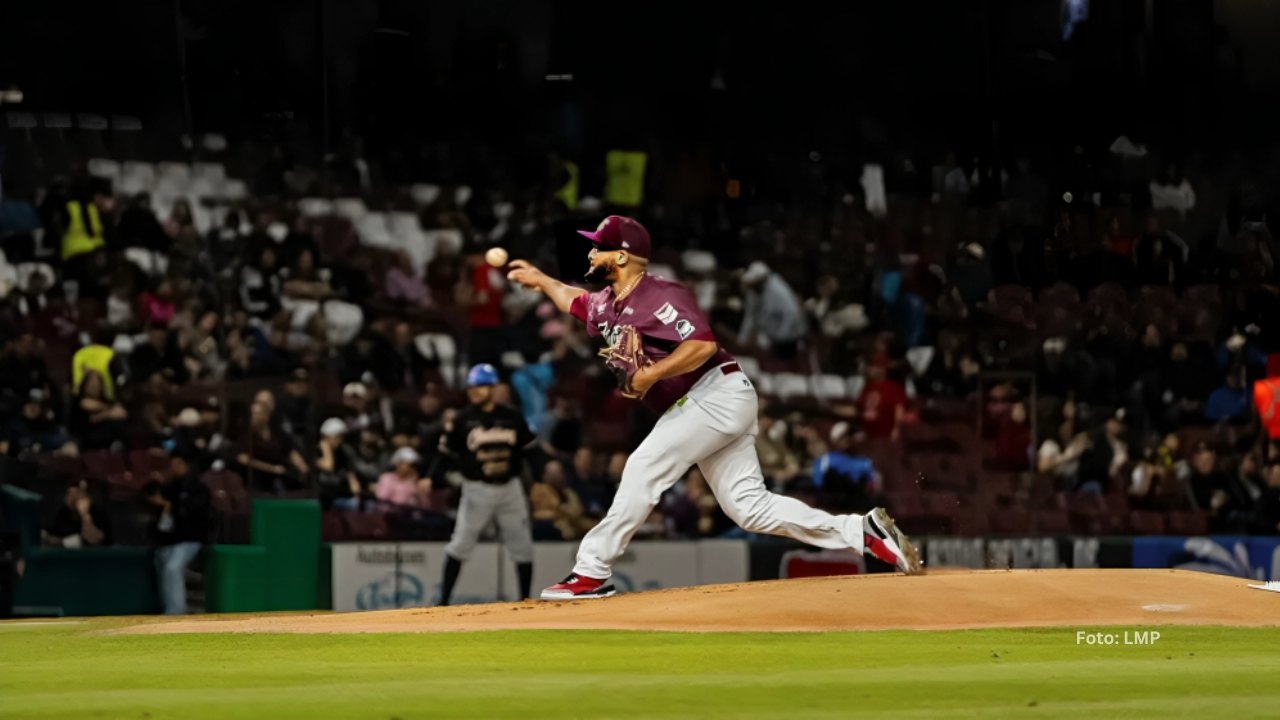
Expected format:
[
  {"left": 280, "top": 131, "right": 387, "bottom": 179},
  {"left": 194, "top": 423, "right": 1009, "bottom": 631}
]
[{"left": 434, "top": 404, "right": 535, "bottom": 482}]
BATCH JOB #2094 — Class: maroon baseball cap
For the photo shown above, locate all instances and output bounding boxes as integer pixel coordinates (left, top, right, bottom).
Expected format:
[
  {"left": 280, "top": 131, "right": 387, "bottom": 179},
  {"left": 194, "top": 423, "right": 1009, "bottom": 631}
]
[{"left": 577, "top": 216, "right": 651, "bottom": 259}]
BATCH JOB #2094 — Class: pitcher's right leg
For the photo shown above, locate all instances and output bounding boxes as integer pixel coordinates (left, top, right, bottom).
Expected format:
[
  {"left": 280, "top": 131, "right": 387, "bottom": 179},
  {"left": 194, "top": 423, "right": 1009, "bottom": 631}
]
[{"left": 542, "top": 399, "right": 732, "bottom": 600}]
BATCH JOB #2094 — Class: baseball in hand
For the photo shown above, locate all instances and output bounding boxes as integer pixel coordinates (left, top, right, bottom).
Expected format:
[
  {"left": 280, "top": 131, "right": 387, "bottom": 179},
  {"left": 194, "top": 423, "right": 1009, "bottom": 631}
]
[{"left": 485, "top": 247, "right": 509, "bottom": 267}]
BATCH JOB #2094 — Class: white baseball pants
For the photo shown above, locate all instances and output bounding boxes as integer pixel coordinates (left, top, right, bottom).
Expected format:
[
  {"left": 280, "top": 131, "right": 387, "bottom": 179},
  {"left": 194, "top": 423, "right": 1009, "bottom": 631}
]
[
  {"left": 573, "top": 364, "right": 865, "bottom": 580},
  {"left": 446, "top": 479, "right": 535, "bottom": 563}
]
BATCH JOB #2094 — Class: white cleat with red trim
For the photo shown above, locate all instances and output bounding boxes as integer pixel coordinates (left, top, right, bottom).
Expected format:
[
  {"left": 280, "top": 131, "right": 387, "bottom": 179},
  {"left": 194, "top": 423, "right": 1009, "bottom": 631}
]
[
  {"left": 864, "top": 507, "right": 923, "bottom": 574},
  {"left": 539, "top": 573, "right": 617, "bottom": 600}
]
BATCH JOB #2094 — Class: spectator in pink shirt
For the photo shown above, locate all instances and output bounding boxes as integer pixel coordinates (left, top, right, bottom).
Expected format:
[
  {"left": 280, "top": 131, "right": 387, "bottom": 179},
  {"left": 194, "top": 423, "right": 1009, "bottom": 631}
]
[
  {"left": 384, "top": 251, "right": 433, "bottom": 308},
  {"left": 375, "top": 446, "right": 432, "bottom": 507},
  {"left": 137, "top": 278, "right": 177, "bottom": 326}
]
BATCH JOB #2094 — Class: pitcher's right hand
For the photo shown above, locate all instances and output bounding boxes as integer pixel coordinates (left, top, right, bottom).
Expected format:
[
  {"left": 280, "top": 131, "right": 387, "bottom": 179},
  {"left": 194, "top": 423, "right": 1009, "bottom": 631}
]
[{"left": 507, "top": 260, "right": 548, "bottom": 292}]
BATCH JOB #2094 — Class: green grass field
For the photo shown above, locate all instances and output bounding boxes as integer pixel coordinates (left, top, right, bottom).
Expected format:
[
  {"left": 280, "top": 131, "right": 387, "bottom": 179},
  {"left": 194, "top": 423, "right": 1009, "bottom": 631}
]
[{"left": 2, "top": 620, "right": 1279, "bottom": 719}]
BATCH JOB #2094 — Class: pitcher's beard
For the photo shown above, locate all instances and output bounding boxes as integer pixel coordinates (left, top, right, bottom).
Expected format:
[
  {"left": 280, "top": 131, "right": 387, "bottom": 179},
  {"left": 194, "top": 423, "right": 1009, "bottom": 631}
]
[{"left": 583, "top": 263, "right": 611, "bottom": 288}]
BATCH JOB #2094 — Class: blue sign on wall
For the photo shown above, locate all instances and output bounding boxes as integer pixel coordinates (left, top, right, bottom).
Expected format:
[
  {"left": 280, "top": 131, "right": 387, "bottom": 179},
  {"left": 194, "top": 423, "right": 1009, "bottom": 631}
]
[
  {"left": 356, "top": 571, "right": 426, "bottom": 610},
  {"left": 1131, "top": 536, "right": 1280, "bottom": 581}
]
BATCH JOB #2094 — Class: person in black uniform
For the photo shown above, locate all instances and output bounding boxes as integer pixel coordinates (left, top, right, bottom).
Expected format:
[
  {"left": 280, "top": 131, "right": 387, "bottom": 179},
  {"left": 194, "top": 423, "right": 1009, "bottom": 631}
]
[{"left": 431, "top": 364, "right": 536, "bottom": 605}]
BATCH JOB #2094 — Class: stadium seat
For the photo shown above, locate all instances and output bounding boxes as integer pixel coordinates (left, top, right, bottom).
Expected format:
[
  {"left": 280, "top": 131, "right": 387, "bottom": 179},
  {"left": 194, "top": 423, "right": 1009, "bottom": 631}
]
[
  {"left": 977, "top": 472, "right": 1020, "bottom": 501},
  {"left": 200, "top": 133, "right": 227, "bottom": 151},
  {"left": 409, "top": 183, "right": 441, "bottom": 205},
  {"left": 119, "top": 161, "right": 156, "bottom": 195},
  {"left": 35, "top": 453, "right": 83, "bottom": 482},
  {"left": 910, "top": 454, "right": 958, "bottom": 489},
  {"left": 186, "top": 175, "right": 219, "bottom": 204},
  {"left": 1038, "top": 282, "right": 1081, "bottom": 306},
  {"left": 299, "top": 197, "right": 334, "bottom": 218},
  {"left": 772, "top": 373, "right": 810, "bottom": 400},
  {"left": 1034, "top": 509, "right": 1072, "bottom": 535},
  {"left": 900, "top": 423, "right": 940, "bottom": 451},
  {"left": 105, "top": 471, "right": 146, "bottom": 501},
  {"left": 1128, "top": 510, "right": 1166, "bottom": 535},
  {"left": 884, "top": 491, "right": 925, "bottom": 519},
  {"left": 1134, "top": 286, "right": 1178, "bottom": 336},
  {"left": 157, "top": 161, "right": 191, "bottom": 186},
  {"left": 342, "top": 510, "right": 390, "bottom": 540},
  {"left": 355, "top": 213, "right": 393, "bottom": 248},
  {"left": 753, "top": 372, "right": 776, "bottom": 396},
  {"left": 921, "top": 490, "right": 961, "bottom": 516},
  {"left": 1086, "top": 282, "right": 1127, "bottom": 313},
  {"left": 987, "top": 285, "right": 1035, "bottom": 328},
  {"left": 990, "top": 508, "right": 1032, "bottom": 536},
  {"left": 87, "top": 157, "right": 120, "bottom": 182},
  {"left": 192, "top": 162, "right": 226, "bottom": 183},
  {"left": 124, "top": 247, "right": 169, "bottom": 277},
  {"left": 1165, "top": 510, "right": 1209, "bottom": 535},
  {"left": 128, "top": 449, "right": 170, "bottom": 480},
  {"left": 1035, "top": 290, "right": 1083, "bottom": 339},
  {"left": 810, "top": 374, "right": 848, "bottom": 401},
  {"left": 333, "top": 197, "right": 369, "bottom": 221},
  {"left": 221, "top": 179, "right": 248, "bottom": 200},
  {"left": 322, "top": 511, "right": 351, "bottom": 542},
  {"left": 949, "top": 513, "right": 990, "bottom": 536},
  {"left": 429, "top": 489, "right": 453, "bottom": 510},
  {"left": 83, "top": 450, "right": 128, "bottom": 481}
]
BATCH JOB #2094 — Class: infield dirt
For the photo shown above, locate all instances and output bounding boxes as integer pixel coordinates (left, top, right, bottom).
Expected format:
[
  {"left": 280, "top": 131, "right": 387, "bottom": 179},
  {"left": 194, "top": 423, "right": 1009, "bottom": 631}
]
[{"left": 115, "top": 568, "right": 1279, "bottom": 635}]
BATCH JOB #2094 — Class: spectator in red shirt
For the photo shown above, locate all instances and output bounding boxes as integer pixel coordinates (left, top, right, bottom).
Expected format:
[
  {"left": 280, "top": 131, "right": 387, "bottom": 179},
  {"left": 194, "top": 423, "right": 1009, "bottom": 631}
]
[
  {"left": 462, "top": 253, "right": 507, "bottom": 367},
  {"left": 1104, "top": 216, "right": 1135, "bottom": 257},
  {"left": 857, "top": 366, "right": 906, "bottom": 440},
  {"left": 992, "top": 401, "right": 1032, "bottom": 471}
]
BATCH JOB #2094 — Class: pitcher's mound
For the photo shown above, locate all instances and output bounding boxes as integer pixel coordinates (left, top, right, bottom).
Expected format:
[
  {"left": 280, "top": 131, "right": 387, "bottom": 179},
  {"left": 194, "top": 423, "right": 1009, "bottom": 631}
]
[{"left": 125, "top": 569, "right": 1279, "bottom": 635}]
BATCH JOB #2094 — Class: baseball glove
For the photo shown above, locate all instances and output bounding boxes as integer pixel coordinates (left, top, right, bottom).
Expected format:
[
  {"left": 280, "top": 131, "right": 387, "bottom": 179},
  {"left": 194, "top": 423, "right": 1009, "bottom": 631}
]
[{"left": 599, "top": 324, "right": 653, "bottom": 398}]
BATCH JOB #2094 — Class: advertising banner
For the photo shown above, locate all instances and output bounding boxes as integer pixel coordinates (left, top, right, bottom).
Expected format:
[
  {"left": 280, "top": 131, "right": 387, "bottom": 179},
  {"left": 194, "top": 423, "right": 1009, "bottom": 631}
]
[
  {"left": 1130, "top": 536, "right": 1280, "bottom": 581},
  {"left": 919, "top": 536, "right": 1134, "bottom": 570},
  {"left": 333, "top": 540, "right": 751, "bottom": 611},
  {"left": 330, "top": 543, "right": 502, "bottom": 611},
  {"left": 779, "top": 549, "right": 867, "bottom": 579}
]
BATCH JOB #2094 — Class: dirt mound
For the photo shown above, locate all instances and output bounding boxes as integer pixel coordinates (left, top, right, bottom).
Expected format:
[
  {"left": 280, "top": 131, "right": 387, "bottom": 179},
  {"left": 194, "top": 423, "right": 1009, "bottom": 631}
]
[{"left": 122, "top": 569, "right": 1279, "bottom": 635}]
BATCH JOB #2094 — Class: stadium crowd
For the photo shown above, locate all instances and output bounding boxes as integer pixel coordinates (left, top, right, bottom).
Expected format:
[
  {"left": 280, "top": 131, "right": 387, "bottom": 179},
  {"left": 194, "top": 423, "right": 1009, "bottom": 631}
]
[{"left": 2, "top": 119, "right": 1280, "bottom": 578}]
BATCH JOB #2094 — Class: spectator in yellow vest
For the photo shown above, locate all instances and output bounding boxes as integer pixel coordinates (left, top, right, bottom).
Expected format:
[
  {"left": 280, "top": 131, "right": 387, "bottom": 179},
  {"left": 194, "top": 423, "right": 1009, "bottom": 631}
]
[
  {"left": 60, "top": 180, "right": 114, "bottom": 300},
  {"left": 72, "top": 341, "right": 117, "bottom": 401},
  {"left": 61, "top": 181, "right": 113, "bottom": 261}
]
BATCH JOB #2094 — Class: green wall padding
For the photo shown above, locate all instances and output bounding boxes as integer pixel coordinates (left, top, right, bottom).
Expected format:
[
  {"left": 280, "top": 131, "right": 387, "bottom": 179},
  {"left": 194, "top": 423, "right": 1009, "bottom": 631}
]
[
  {"left": 318, "top": 544, "right": 333, "bottom": 610},
  {"left": 14, "top": 547, "right": 160, "bottom": 616},
  {"left": 0, "top": 483, "right": 43, "bottom": 550},
  {"left": 206, "top": 544, "right": 267, "bottom": 613},
  {"left": 250, "top": 499, "right": 321, "bottom": 611}
]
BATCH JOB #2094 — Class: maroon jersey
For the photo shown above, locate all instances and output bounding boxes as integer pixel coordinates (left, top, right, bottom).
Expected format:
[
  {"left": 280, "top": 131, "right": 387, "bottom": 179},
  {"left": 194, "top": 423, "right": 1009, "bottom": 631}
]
[{"left": 570, "top": 275, "right": 735, "bottom": 413}]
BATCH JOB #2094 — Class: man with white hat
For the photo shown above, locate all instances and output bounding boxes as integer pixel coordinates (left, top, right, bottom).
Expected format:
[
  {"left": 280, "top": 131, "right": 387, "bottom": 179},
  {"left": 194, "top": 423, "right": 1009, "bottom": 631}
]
[
  {"left": 315, "top": 418, "right": 363, "bottom": 509},
  {"left": 738, "top": 261, "right": 808, "bottom": 360}
]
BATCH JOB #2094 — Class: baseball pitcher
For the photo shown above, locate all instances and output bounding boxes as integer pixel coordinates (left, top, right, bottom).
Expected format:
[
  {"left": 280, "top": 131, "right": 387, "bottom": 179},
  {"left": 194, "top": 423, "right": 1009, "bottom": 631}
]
[
  {"left": 507, "top": 215, "right": 922, "bottom": 600},
  {"left": 430, "top": 363, "right": 536, "bottom": 605}
]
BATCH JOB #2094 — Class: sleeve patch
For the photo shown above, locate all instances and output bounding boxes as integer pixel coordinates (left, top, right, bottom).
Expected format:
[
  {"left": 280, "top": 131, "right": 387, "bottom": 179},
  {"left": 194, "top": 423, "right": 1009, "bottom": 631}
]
[{"left": 654, "top": 302, "right": 678, "bottom": 324}]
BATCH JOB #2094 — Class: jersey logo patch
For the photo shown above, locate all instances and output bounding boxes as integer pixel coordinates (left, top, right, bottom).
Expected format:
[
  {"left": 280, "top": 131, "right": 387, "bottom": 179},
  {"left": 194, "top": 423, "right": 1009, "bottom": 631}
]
[
  {"left": 622, "top": 307, "right": 634, "bottom": 315},
  {"left": 675, "top": 318, "right": 695, "bottom": 340},
  {"left": 655, "top": 302, "right": 678, "bottom": 324}
]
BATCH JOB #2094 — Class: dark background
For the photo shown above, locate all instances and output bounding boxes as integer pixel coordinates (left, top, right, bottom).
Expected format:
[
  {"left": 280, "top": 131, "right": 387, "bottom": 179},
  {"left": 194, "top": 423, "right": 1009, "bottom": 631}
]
[{"left": 4, "top": 0, "right": 1280, "bottom": 169}]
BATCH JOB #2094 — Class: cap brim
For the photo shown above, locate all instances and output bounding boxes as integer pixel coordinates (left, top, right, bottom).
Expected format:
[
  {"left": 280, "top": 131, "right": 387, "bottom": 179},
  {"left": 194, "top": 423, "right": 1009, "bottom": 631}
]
[{"left": 576, "top": 229, "right": 604, "bottom": 243}]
